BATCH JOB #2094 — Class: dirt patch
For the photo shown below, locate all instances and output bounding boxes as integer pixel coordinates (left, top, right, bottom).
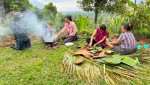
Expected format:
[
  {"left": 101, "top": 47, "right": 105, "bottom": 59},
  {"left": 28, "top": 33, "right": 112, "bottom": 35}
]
[
  {"left": 0, "top": 34, "right": 40, "bottom": 47},
  {"left": 109, "top": 34, "right": 120, "bottom": 41},
  {"left": 0, "top": 35, "right": 15, "bottom": 47},
  {"left": 135, "top": 35, "right": 150, "bottom": 45},
  {"left": 109, "top": 34, "right": 150, "bottom": 46}
]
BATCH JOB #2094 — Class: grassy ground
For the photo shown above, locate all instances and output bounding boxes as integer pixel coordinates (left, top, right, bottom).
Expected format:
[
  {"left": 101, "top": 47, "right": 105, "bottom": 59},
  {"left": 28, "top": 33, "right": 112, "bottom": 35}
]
[
  {"left": 0, "top": 38, "right": 88, "bottom": 85},
  {"left": 0, "top": 36, "right": 150, "bottom": 85}
]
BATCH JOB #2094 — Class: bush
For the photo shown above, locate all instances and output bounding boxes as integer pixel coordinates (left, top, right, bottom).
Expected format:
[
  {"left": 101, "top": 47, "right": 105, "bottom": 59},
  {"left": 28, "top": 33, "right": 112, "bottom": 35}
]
[
  {"left": 73, "top": 14, "right": 89, "bottom": 32},
  {"left": 98, "top": 13, "right": 128, "bottom": 34},
  {"left": 134, "top": 28, "right": 150, "bottom": 38},
  {"left": 79, "top": 29, "right": 94, "bottom": 36}
]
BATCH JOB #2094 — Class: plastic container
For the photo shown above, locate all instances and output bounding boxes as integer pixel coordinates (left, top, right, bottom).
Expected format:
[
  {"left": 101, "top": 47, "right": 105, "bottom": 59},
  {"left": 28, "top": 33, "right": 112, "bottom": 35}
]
[
  {"left": 137, "top": 45, "right": 142, "bottom": 50},
  {"left": 144, "top": 45, "right": 149, "bottom": 49}
]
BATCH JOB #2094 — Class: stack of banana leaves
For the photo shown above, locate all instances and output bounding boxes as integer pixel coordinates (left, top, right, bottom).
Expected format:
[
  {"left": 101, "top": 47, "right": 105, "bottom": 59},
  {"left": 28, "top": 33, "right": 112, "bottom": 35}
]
[
  {"left": 61, "top": 48, "right": 150, "bottom": 84},
  {"left": 88, "top": 47, "right": 103, "bottom": 57}
]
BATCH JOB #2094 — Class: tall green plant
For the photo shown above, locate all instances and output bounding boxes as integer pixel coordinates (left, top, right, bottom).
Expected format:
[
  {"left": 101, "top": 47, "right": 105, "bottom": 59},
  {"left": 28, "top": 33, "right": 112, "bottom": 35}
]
[
  {"left": 98, "top": 14, "right": 128, "bottom": 34},
  {"left": 108, "top": 15, "right": 127, "bottom": 34},
  {"left": 122, "top": 0, "right": 150, "bottom": 31},
  {"left": 73, "top": 14, "right": 89, "bottom": 32}
]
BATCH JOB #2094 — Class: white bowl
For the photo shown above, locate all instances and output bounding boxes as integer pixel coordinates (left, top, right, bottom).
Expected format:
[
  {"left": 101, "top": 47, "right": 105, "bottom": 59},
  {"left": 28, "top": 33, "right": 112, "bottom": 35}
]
[{"left": 65, "top": 42, "right": 74, "bottom": 46}]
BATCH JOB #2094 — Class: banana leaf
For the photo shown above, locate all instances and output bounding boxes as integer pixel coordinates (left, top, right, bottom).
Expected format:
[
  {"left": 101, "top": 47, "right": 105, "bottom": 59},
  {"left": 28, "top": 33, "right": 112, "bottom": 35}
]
[
  {"left": 112, "top": 54, "right": 124, "bottom": 60},
  {"left": 121, "top": 57, "right": 139, "bottom": 67},
  {"left": 93, "top": 46, "right": 102, "bottom": 51},
  {"left": 73, "top": 20, "right": 80, "bottom": 30},
  {"left": 102, "top": 58, "right": 121, "bottom": 65},
  {"left": 102, "top": 54, "right": 140, "bottom": 67},
  {"left": 96, "top": 47, "right": 102, "bottom": 51}
]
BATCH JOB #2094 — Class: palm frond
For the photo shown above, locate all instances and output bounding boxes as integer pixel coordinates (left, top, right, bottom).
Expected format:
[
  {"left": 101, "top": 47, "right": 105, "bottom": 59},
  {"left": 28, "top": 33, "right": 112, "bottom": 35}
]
[{"left": 61, "top": 52, "right": 150, "bottom": 84}]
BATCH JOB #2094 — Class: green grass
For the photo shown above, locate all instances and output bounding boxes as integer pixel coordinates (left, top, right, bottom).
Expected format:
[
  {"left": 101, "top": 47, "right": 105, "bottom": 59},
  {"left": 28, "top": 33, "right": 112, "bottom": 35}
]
[
  {"left": 0, "top": 37, "right": 150, "bottom": 85},
  {"left": 0, "top": 38, "right": 88, "bottom": 85}
]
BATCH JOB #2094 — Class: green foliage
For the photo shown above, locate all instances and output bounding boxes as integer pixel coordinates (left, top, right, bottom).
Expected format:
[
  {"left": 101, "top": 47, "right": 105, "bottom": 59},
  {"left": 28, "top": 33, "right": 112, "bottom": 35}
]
[
  {"left": 62, "top": 49, "right": 150, "bottom": 85},
  {"left": 102, "top": 54, "right": 122, "bottom": 64},
  {"left": 52, "top": 14, "right": 65, "bottom": 33},
  {"left": 79, "top": 29, "right": 93, "bottom": 36},
  {"left": 77, "top": 0, "right": 128, "bottom": 24},
  {"left": 31, "top": 7, "right": 43, "bottom": 20},
  {"left": 120, "top": 0, "right": 150, "bottom": 31},
  {"left": 42, "top": 2, "right": 57, "bottom": 25},
  {"left": 108, "top": 15, "right": 128, "bottom": 34},
  {"left": 134, "top": 28, "right": 150, "bottom": 38},
  {"left": 4, "top": 0, "right": 33, "bottom": 13},
  {"left": 0, "top": 39, "right": 82, "bottom": 84},
  {"left": 102, "top": 57, "right": 121, "bottom": 64},
  {"left": 112, "top": 54, "right": 123, "bottom": 60},
  {"left": 105, "top": 0, "right": 129, "bottom": 14},
  {"left": 102, "top": 54, "right": 140, "bottom": 67},
  {"left": 98, "top": 14, "right": 128, "bottom": 34},
  {"left": 121, "top": 57, "right": 140, "bottom": 67},
  {"left": 73, "top": 14, "right": 89, "bottom": 32},
  {"left": 77, "top": 0, "right": 107, "bottom": 24},
  {"left": 93, "top": 46, "right": 102, "bottom": 51}
]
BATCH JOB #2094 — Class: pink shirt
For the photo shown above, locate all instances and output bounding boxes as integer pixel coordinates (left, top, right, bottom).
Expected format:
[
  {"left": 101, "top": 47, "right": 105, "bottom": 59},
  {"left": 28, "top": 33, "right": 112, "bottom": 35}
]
[
  {"left": 94, "top": 28, "right": 109, "bottom": 47},
  {"left": 60, "top": 21, "right": 77, "bottom": 36}
]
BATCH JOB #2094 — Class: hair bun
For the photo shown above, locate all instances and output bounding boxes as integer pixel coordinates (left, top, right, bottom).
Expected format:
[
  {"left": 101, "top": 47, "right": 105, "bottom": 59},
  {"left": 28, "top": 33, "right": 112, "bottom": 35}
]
[
  {"left": 123, "top": 23, "right": 133, "bottom": 31},
  {"left": 129, "top": 24, "right": 133, "bottom": 30}
]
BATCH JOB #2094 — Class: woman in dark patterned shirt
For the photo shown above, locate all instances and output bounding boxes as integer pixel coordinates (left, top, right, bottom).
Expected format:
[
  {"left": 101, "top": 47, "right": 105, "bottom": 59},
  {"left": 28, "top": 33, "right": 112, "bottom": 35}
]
[{"left": 107, "top": 24, "right": 137, "bottom": 55}]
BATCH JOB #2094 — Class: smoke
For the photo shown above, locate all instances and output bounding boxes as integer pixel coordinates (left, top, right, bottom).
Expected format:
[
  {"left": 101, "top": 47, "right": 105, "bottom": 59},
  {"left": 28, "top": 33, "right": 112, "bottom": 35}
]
[
  {"left": 0, "top": 10, "right": 57, "bottom": 42},
  {"left": 21, "top": 10, "right": 57, "bottom": 42},
  {"left": 0, "top": 25, "right": 12, "bottom": 38}
]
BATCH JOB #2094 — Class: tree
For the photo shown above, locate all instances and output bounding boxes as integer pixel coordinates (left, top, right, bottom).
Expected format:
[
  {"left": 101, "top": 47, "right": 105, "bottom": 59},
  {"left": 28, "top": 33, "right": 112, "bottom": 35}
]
[
  {"left": 77, "top": 0, "right": 106, "bottom": 24},
  {"left": 4, "top": 0, "right": 33, "bottom": 13},
  {"left": 31, "top": 6, "right": 43, "bottom": 20},
  {"left": 0, "top": 0, "right": 5, "bottom": 23},
  {"left": 77, "top": 0, "right": 129, "bottom": 25},
  {"left": 104, "top": 0, "right": 129, "bottom": 15},
  {"left": 43, "top": 2, "right": 57, "bottom": 25}
]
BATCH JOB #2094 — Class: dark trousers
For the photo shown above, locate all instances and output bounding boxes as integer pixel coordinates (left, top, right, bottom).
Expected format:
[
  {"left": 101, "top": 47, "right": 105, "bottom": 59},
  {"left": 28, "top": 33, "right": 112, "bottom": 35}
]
[
  {"left": 113, "top": 45, "right": 137, "bottom": 55},
  {"left": 86, "top": 38, "right": 104, "bottom": 49},
  {"left": 15, "top": 37, "right": 31, "bottom": 50},
  {"left": 61, "top": 33, "right": 77, "bottom": 43}
]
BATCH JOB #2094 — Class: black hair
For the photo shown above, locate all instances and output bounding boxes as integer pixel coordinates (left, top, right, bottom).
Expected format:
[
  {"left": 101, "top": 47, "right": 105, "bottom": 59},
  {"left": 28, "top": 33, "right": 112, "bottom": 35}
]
[
  {"left": 123, "top": 24, "right": 133, "bottom": 31},
  {"left": 99, "top": 24, "right": 106, "bottom": 31},
  {"left": 65, "top": 15, "right": 72, "bottom": 21}
]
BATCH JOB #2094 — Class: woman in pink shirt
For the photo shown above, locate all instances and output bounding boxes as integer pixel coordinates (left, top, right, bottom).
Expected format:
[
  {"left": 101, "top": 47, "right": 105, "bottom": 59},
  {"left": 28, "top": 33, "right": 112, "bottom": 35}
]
[
  {"left": 57, "top": 16, "right": 78, "bottom": 43},
  {"left": 86, "top": 24, "right": 109, "bottom": 49}
]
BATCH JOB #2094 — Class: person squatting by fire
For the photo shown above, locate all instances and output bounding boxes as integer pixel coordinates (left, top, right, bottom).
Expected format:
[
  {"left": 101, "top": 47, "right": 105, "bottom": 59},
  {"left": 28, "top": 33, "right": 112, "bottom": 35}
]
[
  {"left": 40, "top": 24, "right": 54, "bottom": 49},
  {"left": 56, "top": 16, "right": 78, "bottom": 43},
  {"left": 10, "top": 12, "right": 31, "bottom": 50}
]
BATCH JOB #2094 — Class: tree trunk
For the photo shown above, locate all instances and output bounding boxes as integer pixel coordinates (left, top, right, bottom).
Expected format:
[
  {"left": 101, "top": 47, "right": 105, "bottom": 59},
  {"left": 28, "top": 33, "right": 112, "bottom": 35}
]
[
  {"left": 94, "top": 7, "right": 98, "bottom": 28},
  {"left": 132, "top": 0, "right": 136, "bottom": 32},
  {"left": 94, "top": 0, "right": 100, "bottom": 28},
  {"left": 0, "top": 0, "right": 5, "bottom": 24}
]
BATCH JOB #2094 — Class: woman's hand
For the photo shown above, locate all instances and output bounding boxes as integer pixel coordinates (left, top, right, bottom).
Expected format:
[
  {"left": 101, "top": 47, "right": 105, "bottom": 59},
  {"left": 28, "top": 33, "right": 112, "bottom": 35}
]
[
  {"left": 57, "top": 33, "right": 60, "bottom": 37},
  {"left": 89, "top": 42, "right": 92, "bottom": 47},
  {"left": 65, "top": 35, "right": 70, "bottom": 38},
  {"left": 111, "top": 40, "right": 121, "bottom": 45},
  {"left": 111, "top": 41, "right": 116, "bottom": 45},
  {"left": 93, "top": 44, "right": 97, "bottom": 47},
  {"left": 53, "top": 37, "right": 56, "bottom": 42}
]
